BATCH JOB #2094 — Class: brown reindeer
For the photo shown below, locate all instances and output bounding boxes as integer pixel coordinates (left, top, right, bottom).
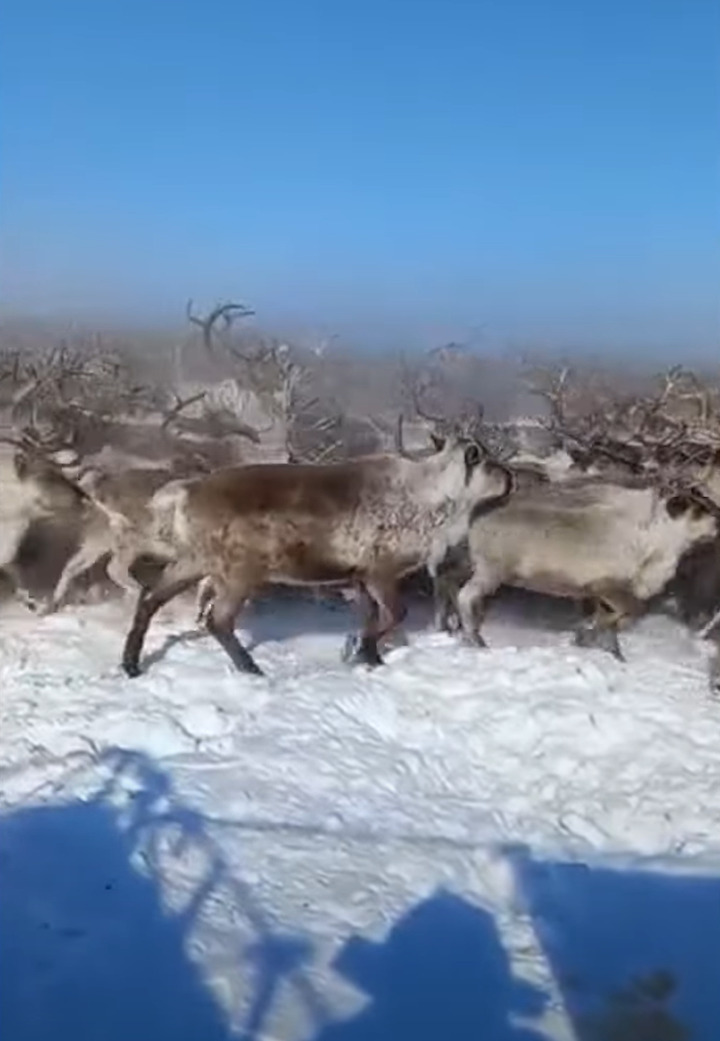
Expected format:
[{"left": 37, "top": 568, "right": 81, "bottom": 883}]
[{"left": 119, "top": 432, "right": 514, "bottom": 677}]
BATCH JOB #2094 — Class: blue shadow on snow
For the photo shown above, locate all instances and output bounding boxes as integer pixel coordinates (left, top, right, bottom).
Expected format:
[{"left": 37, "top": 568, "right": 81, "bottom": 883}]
[
  {"left": 0, "top": 747, "right": 323, "bottom": 1041},
  {"left": 0, "top": 797, "right": 231, "bottom": 1041},
  {"left": 508, "top": 843, "right": 720, "bottom": 1040},
  {"left": 19, "top": 746, "right": 717, "bottom": 1041},
  {"left": 308, "top": 887, "right": 548, "bottom": 1041}
]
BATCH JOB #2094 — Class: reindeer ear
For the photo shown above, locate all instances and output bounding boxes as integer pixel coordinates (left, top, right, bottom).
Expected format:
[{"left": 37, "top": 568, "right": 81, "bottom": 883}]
[
  {"left": 430, "top": 433, "right": 446, "bottom": 452},
  {"left": 464, "top": 443, "right": 482, "bottom": 469},
  {"left": 13, "top": 451, "right": 28, "bottom": 480},
  {"left": 666, "top": 494, "right": 693, "bottom": 519}
]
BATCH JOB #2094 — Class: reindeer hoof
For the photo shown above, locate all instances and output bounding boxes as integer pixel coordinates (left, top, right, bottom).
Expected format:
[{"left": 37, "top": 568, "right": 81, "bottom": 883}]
[
  {"left": 122, "top": 660, "right": 142, "bottom": 678},
  {"left": 573, "top": 623, "right": 625, "bottom": 661},
  {"left": 341, "top": 633, "right": 357, "bottom": 663},
  {"left": 459, "top": 631, "right": 488, "bottom": 649},
  {"left": 384, "top": 629, "right": 409, "bottom": 650},
  {"left": 436, "top": 613, "right": 461, "bottom": 634},
  {"left": 707, "top": 649, "right": 720, "bottom": 696},
  {"left": 342, "top": 634, "right": 384, "bottom": 668},
  {"left": 573, "top": 624, "right": 593, "bottom": 649}
]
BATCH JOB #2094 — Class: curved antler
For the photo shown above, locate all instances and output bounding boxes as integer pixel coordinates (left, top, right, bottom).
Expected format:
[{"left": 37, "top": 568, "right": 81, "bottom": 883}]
[{"left": 185, "top": 299, "right": 255, "bottom": 354}]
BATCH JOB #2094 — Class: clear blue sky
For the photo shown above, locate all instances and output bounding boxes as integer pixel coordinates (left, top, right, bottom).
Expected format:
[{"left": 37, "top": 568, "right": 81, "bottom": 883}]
[{"left": 1, "top": 0, "right": 718, "bottom": 351}]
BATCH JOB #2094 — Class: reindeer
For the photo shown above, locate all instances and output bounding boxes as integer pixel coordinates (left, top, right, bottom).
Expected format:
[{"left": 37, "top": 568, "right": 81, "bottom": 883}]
[
  {"left": 39, "top": 304, "right": 347, "bottom": 615},
  {"left": 118, "top": 428, "right": 514, "bottom": 678},
  {"left": 0, "top": 434, "right": 91, "bottom": 608},
  {"left": 428, "top": 364, "right": 720, "bottom": 646},
  {"left": 0, "top": 423, "right": 211, "bottom": 617},
  {"left": 40, "top": 465, "right": 202, "bottom": 613},
  {"left": 0, "top": 304, "right": 324, "bottom": 617},
  {"left": 430, "top": 467, "right": 720, "bottom": 674}
]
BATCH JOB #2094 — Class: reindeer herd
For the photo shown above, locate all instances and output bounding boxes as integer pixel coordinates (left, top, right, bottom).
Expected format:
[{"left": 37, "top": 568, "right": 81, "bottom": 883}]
[{"left": 3, "top": 352, "right": 720, "bottom": 691}]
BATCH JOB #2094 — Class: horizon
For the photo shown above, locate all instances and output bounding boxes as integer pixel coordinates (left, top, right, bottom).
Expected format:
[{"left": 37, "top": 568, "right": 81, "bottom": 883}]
[{"left": 2, "top": 0, "right": 718, "bottom": 354}]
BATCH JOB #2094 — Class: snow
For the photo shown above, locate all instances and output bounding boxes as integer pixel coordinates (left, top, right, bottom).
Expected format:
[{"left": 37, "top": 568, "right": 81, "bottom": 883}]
[{"left": 2, "top": 589, "right": 720, "bottom": 1039}]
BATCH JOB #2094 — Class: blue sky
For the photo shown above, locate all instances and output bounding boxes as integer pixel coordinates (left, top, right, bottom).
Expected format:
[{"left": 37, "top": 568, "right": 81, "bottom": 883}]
[{"left": 1, "top": 0, "right": 718, "bottom": 350}]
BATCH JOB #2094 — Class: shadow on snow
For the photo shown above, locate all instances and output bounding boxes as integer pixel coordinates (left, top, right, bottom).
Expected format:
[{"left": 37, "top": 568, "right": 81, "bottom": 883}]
[
  {"left": 0, "top": 795, "right": 229, "bottom": 1040},
  {"left": 0, "top": 748, "right": 550, "bottom": 1041},
  {"left": 0, "top": 748, "right": 323, "bottom": 1041},
  {"left": 4, "top": 750, "right": 719, "bottom": 1041},
  {"left": 307, "top": 887, "right": 547, "bottom": 1041},
  {"left": 508, "top": 843, "right": 720, "bottom": 1041}
]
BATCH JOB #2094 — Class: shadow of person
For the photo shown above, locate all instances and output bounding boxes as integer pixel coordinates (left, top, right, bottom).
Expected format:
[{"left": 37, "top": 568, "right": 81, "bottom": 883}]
[
  {"left": 507, "top": 843, "right": 718, "bottom": 1041},
  {"left": 0, "top": 797, "right": 232, "bottom": 1041},
  {"left": 309, "top": 888, "right": 547, "bottom": 1041}
]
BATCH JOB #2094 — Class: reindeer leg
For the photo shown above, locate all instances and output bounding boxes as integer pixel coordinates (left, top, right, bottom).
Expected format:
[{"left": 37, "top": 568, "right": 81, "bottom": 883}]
[
  {"left": 16, "top": 588, "right": 41, "bottom": 612},
  {"left": 45, "top": 538, "right": 111, "bottom": 614},
  {"left": 433, "top": 572, "right": 461, "bottom": 633},
  {"left": 372, "top": 578, "right": 409, "bottom": 650},
  {"left": 573, "top": 593, "right": 636, "bottom": 662},
  {"left": 343, "top": 576, "right": 407, "bottom": 668},
  {"left": 122, "top": 563, "right": 202, "bottom": 677},
  {"left": 3, "top": 563, "right": 41, "bottom": 613},
  {"left": 342, "top": 584, "right": 382, "bottom": 666},
  {"left": 574, "top": 612, "right": 624, "bottom": 661},
  {"left": 455, "top": 564, "right": 499, "bottom": 648},
  {"left": 429, "top": 538, "right": 471, "bottom": 634},
  {"left": 574, "top": 599, "right": 610, "bottom": 651},
  {"left": 194, "top": 576, "right": 216, "bottom": 630},
  {"left": 205, "top": 584, "right": 263, "bottom": 676},
  {"left": 106, "top": 552, "right": 143, "bottom": 598}
]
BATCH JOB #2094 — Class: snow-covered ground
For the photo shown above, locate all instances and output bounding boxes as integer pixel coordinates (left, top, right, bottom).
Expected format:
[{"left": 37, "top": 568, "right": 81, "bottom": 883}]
[{"left": 2, "top": 589, "right": 720, "bottom": 1040}]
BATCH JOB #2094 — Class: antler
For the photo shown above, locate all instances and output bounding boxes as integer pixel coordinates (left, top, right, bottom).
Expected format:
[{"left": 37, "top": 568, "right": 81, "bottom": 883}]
[
  {"left": 527, "top": 366, "right": 570, "bottom": 428},
  {"left": 21, "top": 401, "right": 82, "bottom": 466},
  {"left": 205, "top": 405, "right": 268, "bottom": 444},
  {"left": 161, "top": 390, "right": 208, "bottom": 430},
  {"left": 0, "top": 413, "right": 81, "bottom": 469},
  {"left": 394, "top": 414, "right": 416, "bottom": 459},
  {"left": 185, "top": 299, "right": 255, "bottom": 354},
  {"left": 618, "top": 367, "right": 720, "bottom": 475},
  {"left": 453, "top": 399, "right": 487, "bottom": 442},
  {"left": 411, "top": 383, "right": 450, "bottom": 432}
]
